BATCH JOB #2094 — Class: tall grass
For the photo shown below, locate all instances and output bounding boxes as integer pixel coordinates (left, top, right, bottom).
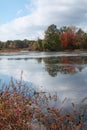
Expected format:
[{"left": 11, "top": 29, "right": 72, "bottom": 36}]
[{"left": 0, "top": 78, "right": 87, "bottom": 130}]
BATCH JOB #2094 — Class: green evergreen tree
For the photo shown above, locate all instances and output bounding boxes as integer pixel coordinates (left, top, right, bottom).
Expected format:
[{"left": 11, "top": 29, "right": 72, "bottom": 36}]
[{"left": 43, "top": 24, "right": 61, "bottom": 51}]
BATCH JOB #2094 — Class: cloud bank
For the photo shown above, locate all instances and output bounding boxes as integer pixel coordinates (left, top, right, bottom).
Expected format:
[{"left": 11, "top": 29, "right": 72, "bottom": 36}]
[{"left": 0, "top": 0, "right": 87, "bottom": 41}]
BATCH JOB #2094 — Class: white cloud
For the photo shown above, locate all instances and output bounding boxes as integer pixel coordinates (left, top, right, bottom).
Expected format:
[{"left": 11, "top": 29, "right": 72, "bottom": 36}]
[{"left": 0, "top": 0, "right": 87, "bottom": 41}]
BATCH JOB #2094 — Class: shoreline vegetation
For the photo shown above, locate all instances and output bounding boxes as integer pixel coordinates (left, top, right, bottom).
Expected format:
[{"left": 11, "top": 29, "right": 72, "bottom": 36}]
[
  {"left": 0, "top": 79, "right": 87, "bottom": 130},
  {"left": 0, "top": 24, "right": 87, "bottom": 52}
]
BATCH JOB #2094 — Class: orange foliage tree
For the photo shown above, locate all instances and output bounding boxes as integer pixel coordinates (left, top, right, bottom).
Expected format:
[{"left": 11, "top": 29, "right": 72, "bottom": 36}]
[{"left": 60, "top": 27, "right": 76, "bottom": 49}]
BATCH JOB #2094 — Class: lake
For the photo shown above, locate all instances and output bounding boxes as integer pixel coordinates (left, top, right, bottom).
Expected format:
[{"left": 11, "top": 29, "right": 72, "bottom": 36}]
[{"left": 0, "top": 51, "right": 87, "bottom": 103}]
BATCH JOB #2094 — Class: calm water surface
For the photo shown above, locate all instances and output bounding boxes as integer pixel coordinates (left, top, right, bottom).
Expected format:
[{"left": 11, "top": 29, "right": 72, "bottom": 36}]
[{"left": 0, "top": 51, "right": 87, "bottom": 102}]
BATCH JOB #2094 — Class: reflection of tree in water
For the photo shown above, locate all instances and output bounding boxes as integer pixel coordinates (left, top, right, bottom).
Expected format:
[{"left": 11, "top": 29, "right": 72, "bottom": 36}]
[
  {"left": 44, "top": 64, "right": 78, "bottom": 77},
  {"left": 35, "top": 58, "right": 42, "bottom": 63},
  {"left": 45, "top": 64, "right": 58, "bottom": 77},
  {"left": 43, "top": 56, "right": 87, "bottom": 77}
]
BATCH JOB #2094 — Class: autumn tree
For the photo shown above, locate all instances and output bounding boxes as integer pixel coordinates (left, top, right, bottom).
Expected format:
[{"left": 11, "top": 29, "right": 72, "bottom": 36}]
[
  {"left": 60, "top": 26, "right": 76, "bottom": 49},
  {"left": 60, "top": 32, "right": 68, "bottom": 48}
]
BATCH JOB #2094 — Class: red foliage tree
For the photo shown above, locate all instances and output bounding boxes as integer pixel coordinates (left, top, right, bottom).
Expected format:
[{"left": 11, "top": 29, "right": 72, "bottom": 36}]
[
  {"left": 60, "top": 27, "right": 76, "bottom": 49},
  {"left": 61, "top": 32, "right": 68, "bottom": 48}
]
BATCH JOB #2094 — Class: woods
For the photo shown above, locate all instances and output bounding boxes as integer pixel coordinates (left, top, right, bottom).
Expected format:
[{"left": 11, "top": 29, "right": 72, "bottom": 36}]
[{"left": 0, "top": 24, "right": 87, "bottom": 51}]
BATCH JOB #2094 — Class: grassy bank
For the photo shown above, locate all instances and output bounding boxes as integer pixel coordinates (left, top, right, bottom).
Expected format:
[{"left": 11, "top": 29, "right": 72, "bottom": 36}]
[{"left": 0, "top": 79, "right": 87, "bottom": 130}]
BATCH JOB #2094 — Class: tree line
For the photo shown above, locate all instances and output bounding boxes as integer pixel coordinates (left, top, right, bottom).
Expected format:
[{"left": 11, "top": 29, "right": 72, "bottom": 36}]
[
  {"left": 0, "top": 39, "right": 35, "bottom": 50},
  {"left": 0, "top": 24, "right": 87, "bottom": 51}
]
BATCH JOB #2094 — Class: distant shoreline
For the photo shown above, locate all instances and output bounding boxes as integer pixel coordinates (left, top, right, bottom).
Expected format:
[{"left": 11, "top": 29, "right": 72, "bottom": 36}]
[{"left": 0, "top": 48, "right": 87, "bottom": 53}]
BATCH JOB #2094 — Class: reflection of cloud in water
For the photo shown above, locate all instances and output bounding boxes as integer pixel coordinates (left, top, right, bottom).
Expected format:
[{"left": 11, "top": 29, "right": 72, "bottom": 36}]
[
  {"left": 0, "top": 73, "right": 38, "bottom": 94},
  {"left": 0, "top": 52, "right": 87, "bottom": 102}
]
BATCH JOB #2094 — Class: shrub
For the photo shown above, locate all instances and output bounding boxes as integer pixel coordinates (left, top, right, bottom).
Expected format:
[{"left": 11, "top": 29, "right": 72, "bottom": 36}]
[{"left": 0, "top": 78, "right": 87, "bottom": 130}]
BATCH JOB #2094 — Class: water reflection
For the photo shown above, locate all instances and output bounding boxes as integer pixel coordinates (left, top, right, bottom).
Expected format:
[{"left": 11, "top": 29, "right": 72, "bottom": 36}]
[
  {"left": 4, "top": 56, "right": 87, "bottom": 77},
  {"left": 0, "top": 73, "right": 38, "bottom": 91},
  {"left": 41, "top": 56, "right": 86, "bottom": 77},
  {"left": 0, "top": 52, "right": 87, "bottom": 102}
]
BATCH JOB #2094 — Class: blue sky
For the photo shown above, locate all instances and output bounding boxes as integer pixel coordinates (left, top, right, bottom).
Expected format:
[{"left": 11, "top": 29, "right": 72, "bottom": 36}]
[
  {"left": 0, "top": 0, "right": 31, "bottom": 24},
  {"left": 0, "top": 0, "right": 87, "bottom": 41}
]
